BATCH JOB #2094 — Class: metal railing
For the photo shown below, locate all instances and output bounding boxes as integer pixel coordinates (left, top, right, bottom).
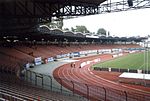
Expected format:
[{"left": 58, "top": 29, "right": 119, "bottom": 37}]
[
  {"left": 25, "top": 70, "right": 150, "bottom": 101},
  {"left": 24, "top": 70, "right": 86, "bottom": 100}
]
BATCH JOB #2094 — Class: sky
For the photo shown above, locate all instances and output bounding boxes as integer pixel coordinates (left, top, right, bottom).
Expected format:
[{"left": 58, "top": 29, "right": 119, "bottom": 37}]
[{"left": 63, "top": 7, "right": 150, "bottom": 37}]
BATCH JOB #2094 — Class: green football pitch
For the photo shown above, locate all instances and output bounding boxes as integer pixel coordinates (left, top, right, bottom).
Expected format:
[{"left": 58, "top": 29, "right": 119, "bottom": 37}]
[{"left": 93, "top": 51, "right": 150, "bottom": 70}]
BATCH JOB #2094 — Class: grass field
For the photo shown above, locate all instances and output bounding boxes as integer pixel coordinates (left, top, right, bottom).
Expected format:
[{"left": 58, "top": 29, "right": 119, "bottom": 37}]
[{"left": 93, "top": 52, "right": 150, "bottom": 70}]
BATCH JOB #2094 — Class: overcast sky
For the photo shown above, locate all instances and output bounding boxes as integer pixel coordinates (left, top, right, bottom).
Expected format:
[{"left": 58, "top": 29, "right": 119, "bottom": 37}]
[{"left": 63, "top": 8, "right": 150, "bottom": 37}]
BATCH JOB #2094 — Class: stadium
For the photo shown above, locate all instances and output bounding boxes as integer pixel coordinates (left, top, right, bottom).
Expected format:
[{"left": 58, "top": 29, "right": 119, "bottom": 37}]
[{"left": 0, "top": 0, "right": 150, "bottom": 101}]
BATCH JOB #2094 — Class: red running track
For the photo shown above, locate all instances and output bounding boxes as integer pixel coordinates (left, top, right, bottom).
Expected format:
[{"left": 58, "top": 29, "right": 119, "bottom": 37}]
[{"left": 53, "top": 54, "right": 150, "bottom": 101}]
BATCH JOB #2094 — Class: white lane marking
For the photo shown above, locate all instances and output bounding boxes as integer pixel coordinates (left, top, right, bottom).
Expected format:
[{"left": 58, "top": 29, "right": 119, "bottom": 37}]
[
  {"left": 87, "top": 68, "right": 90, "bottom": 71},
  {"left": 90, "top": 71, "right": 94, "bottom": 75},
  {"left": 62, "top": 59, "right": 79, "bottom": 63},
  {"left": 88, "top": 67, "right": 150, "bottom": 94}
]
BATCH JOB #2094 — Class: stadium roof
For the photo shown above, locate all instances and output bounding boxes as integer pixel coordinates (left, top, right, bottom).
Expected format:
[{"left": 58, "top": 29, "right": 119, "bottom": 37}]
[
  {"left": 1, "top": 0, "right": 106, "bottom": 5},
  {"left": 0, "top": 29, "right": 146, "bottom": 43},
  {"left": 0, "top": 0, "right": 107, "bottom": 34}
]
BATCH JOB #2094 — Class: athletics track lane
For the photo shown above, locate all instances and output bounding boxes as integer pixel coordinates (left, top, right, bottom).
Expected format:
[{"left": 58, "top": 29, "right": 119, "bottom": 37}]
[{"left": 53, "top": 54, "right": 150, "bottom": 101}]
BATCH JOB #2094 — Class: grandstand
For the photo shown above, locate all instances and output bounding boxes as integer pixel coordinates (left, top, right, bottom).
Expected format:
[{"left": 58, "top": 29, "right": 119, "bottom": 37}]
[
  {"left": 0, "top": 0, "right": 150, "bottom": 100},
  {"left": 0, "top": 28, "right": 148, "bottom": 100},
  {"left": 0, "top": 73, "right": 85, "bottom": 101}
]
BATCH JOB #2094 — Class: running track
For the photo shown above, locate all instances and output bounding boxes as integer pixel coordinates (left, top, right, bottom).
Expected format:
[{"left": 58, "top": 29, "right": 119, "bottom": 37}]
[{"left": 53, "top": 54, "right": 150, "bottom": 101}]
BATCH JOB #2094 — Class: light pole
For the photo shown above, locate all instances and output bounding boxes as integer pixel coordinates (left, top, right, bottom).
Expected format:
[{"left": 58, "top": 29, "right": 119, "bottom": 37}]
[
  {"left": 144, "top": 41, "right": 149, "bottom": 74},
  {"left": 143, "top": 40, "right": 149, "bottom": 86}
]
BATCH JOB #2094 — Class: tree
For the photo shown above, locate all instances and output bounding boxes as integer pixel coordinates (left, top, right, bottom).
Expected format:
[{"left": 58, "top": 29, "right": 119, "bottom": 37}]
[
  {"left": 108, "top": 31, "right": 110, "bottom": 36},
  {"left": 56, "top": 18, "right": 63, "bottom": 29},
  {"left": 71, "top": 27, "right": 76, "bottom": 32},
  {"left": 49, "top": 23, "right": 57, "bottom": 29},
  {"left": 46, "top": 17, "right": 63, "bottom": 29},
  {"left": 63, "top": 28, "right": 69, "bottom": 31},
  {"left": 91, "top": 32, "right": 95, "bottom": 35},
  {"left": 97, "top": 28, "right": 106, "bottom": 36},
  {"left": 75, "top": 25, "right": 89, "bottom": 33}
]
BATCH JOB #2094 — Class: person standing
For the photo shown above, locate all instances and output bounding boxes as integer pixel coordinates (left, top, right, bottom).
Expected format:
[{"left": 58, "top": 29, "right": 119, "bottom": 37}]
[
  {"left": 73, "top": 62, "right": 75, "bottom": 68},
  {"left": 71, "top": 62, "right": 73, "bottom": 68}
]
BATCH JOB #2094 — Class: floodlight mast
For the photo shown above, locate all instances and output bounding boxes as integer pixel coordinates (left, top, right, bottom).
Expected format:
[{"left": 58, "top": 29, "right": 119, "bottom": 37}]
[
  {"left": 145, "top": 41, "right": 149, "bottom": 74},
  {"left": 144, "top": 41, "right": 146, "bottom": 74},
  {"left": 143, "top": 40, "right": 149, "bottom": 86},
  {"left": 146, "top": 41, "right": 149, "bottom": 74},
  {"left": 143, "top": 41, "right": 146, "bottom": 85},
  {"left": 144, "top": 40, "right": 149, "bottom": 74}
]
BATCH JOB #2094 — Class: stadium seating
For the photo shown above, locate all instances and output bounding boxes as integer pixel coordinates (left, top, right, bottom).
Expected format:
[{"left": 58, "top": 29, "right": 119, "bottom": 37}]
[
  {"left": 0, "top": 43, "right": 142, "bottom": 101},
  {"left": 0, "top": 43, "right": 141, "bottom": 74},
  {"left": 0, "top": 73, "right": 86, "bottom": 101}
]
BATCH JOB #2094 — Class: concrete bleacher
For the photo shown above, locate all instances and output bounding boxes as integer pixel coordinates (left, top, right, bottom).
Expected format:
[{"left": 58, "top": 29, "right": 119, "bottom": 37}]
[
  {"left": 0, "top": 53, "right": 19, "bottom": 74},
  {"left": 0, "top": 44, "right": 141, "bottom": 74},
  {"left": 0, "top": 47, "right": 33, "bottom": 61},
  {"left": 0, "top": 43, "right": 142, "bottom": 101},
  {"left": 0, "top": 73, "right": 85, "bottom": 101}
]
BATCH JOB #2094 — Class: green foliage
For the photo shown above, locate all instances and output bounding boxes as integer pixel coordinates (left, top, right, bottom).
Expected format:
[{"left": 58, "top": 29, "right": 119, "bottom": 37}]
[
  {"left": 93, "top": 52, "right": 150, "bottom": 70},
  {"left": 108, "top": 31, "right": 110, "bottom": 36},
  {"left": 63, "top": 28, "right": 69, "bottom": 31},
  {"left": 97, "top": 28, "right": 106, "bottom": 35},
  {"left": 56, "top": 18, "right": 63, "bottom": 29},
  {"left": 75, "top": 25, "right": 90, "bottom": 33},
  {"left": 46, "top": 17, "right": 63, "bottom": 29},
  {"left": 71, "top": 27, "right": 76, "bottom": 32}
]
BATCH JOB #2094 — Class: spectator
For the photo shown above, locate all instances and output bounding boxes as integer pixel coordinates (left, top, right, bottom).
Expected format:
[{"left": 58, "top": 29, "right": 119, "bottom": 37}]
[
  {"left": 73, "top": 62, "right": 76, "bottom": 68},
  {"left": 71, "top": 62, "right": 73, "bottom": 68}
]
